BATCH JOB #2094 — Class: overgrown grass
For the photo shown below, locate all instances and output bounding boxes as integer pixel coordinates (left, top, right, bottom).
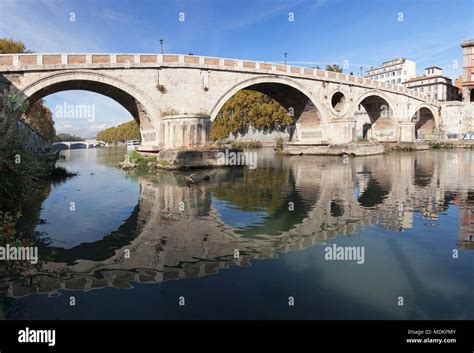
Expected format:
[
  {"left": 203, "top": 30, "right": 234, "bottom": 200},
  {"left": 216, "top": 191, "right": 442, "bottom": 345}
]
[
  {"left": 157, "top": 159, "right": 172, "bottom": 168},
  {"left": 231, "top": 140, "right": 262, "bottom": 149},
  {"left": 128, "top": 150, "right": 157, "bottom": 168},
  {"left": 275, "top": 137, "right": 284, "bottom": 150}
]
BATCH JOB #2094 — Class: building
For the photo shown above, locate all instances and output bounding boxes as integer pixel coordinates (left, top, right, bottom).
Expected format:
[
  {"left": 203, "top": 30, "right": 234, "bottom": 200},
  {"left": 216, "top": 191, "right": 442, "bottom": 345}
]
[
  {"left": 461, "top": 39, "right": 474, "bottom": 102},
  {"left": 403, "top": 67, "right": 461, "bottom": 101},
  {"left": 365, "top": 58, "right": 416, "bottom": 85},
  {"left": 454, "top": 75, "right": 463, "bottom": 92}
]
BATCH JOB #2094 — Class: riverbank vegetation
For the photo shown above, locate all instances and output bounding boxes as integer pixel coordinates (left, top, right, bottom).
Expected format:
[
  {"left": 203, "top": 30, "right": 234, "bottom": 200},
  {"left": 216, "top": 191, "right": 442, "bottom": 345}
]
[
  {"left": 0, "top": 90, "right": 75, "bottom": 213},
  {"left": 0, "top": 38, "right": 56, "bottom": 141},
  {"left": 96, "top": 120, "right": 140, "bottom": 144},
  {"left": 230, "top": 140, "right": 263, "bottom": 149},
  {"left": 54, "top": 133, "right": 84, "bottom": 142},
  {"left": 117, "top": 150, "right": 157, "bottom": 170},
  {"left": 0, "top": 89, "right": 61, "bottom": 308}
]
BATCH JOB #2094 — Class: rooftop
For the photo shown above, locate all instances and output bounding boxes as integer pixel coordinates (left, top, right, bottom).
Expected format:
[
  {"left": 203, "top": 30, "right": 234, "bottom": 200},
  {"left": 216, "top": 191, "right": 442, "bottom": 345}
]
[
  {"left": 461, "top": 39, "right": 474, "bottom": 48},
  {"left": 381, "top": 58, "right": 406, "bottom": 66},
  {"left": 404, "top": 75, "right": 453, "bottom": 84}
]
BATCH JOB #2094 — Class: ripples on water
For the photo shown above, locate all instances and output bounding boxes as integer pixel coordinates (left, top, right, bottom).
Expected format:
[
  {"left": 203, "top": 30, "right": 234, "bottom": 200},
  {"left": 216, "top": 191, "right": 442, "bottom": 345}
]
[{"left": 2, "top": 147, "right": 473, "bottom": 320}]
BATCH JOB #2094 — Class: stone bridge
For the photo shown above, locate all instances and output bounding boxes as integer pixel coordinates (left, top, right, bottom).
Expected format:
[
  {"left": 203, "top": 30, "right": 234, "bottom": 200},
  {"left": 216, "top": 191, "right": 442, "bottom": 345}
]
[
  {"left": 53, "top": 139, "right": 105, "bottom": 150},
  {"left": 0, "top": 53, "right": 441, "bottom": 151}
]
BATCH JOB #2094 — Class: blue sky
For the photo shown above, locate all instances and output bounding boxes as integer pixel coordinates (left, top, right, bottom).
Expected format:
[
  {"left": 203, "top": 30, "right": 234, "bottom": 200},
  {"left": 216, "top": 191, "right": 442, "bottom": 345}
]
[{"left": 1, "top": 0, "right": 472, "bottom": 137}]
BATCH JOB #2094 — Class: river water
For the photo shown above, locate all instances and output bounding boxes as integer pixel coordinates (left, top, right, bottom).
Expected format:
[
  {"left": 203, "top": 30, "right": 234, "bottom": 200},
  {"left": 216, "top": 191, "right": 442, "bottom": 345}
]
[{"left": 2, "top": 147, "right": 474, "bottom": 319}]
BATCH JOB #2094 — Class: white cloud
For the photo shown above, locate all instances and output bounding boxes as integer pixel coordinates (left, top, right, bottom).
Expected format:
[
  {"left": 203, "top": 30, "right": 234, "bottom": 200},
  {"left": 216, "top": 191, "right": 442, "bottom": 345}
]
[
  {"left": 56, "top": 124, "right": 81, "bottom": 131},
  {"left": 88, "top": 124, "right": 107, "bottom": 131}
]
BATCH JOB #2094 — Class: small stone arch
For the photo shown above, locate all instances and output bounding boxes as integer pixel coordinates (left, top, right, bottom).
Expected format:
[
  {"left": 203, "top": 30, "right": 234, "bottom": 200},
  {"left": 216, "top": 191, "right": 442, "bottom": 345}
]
[
  {"left": 410, "top": 104, "right": 438, "bottom": 139},
  {"left": 353, "top": 90, "right": 396, "bottom": 142}
]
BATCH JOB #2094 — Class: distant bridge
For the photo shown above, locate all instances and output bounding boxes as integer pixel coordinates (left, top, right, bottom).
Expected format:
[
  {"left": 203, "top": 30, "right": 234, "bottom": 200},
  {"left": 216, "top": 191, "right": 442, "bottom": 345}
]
[
  {"left": 53, "top": 138, "right": 105, "bottom": 150},
  {"left": 0, "top": 53, "right": 441, "bottom": 151}
]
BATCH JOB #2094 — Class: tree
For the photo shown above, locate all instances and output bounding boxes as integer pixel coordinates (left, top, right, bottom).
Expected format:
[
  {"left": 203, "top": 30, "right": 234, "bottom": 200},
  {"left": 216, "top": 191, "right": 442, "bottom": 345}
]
[
  {"left": 55, "top": 134, "right": 83, "bottom": 142},
  {"left": 0, "top": 38, "right": 55, "bottom": 140},
  {"left": 24, "top": 99, "right": 55, "bottom": 140},
  {"left": 96, "top": 120, "right": 140, "bottom": 143},
  {"left": 326, "top": 64, "right": 343, "bottom": 73},
  {"left": 0, "top": 38, "right": 30, "bottom": 54},
  {"left": 210, "top": 90, "right": 293, "bottom": 141}
]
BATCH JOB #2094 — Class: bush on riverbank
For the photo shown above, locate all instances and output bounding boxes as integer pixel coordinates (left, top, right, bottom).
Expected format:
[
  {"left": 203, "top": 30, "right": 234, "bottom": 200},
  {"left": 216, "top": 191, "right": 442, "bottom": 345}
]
[
  {"left": 0, "top": 92, "right": 75, "bottom": 212},
  {"left": 118, "top": 150, "right": 157, "bottom": 170},
  {"left": 231, "top": 140, "right": 263, "bottom": 149}
]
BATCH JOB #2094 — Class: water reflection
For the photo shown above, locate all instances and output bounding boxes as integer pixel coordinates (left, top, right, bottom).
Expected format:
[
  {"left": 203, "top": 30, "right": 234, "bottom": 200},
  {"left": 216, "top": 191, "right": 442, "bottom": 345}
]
[{"left": 3, "top": 148, "right": 474, "bottom": 319}]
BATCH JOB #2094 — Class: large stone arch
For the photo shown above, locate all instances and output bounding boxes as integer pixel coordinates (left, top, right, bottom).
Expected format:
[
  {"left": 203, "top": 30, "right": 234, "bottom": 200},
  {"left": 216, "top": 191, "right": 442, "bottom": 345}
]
[
  {"left": 354, "top": 90, "right": 396, "bottom": 142},
  {"left": 17, "top": 70, "right": 158, "bottom": 144},
  {"left": 209, "top": 75, "right": 326, "bottom": 143},
  {"left": 210, "top": 76, "right": 325, "bottom": 122}
]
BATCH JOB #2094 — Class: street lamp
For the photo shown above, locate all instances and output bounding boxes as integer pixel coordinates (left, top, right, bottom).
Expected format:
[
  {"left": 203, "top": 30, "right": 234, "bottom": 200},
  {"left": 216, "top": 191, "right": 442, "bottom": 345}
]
[
  {"left": 284, "top": 52, "right": 288, "bottom": 65},
  {"left": 159, "top": 39, "right": 164, "bottom": 54}
]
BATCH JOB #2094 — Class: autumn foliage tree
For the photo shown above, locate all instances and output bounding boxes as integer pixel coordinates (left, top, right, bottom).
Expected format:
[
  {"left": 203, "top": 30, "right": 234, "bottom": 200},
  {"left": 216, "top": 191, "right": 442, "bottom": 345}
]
[
  {"left": 210, "top": 90, "right": 294, "bottom": 141},
  {"left": 0, "top": 38, "right": 55, "bottom": 140},
  {"left": 96, "top": 120, "right": 140, "bottom": 143},
  {"left": 0, "top": 38, "right": 30, "bottom": 54}
]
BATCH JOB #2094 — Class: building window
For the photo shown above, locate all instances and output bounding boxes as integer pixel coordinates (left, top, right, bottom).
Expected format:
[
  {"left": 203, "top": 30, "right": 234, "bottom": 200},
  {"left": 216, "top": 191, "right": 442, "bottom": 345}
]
[{"left": 397, "top": 78, "right": 401, "bottom": 83}]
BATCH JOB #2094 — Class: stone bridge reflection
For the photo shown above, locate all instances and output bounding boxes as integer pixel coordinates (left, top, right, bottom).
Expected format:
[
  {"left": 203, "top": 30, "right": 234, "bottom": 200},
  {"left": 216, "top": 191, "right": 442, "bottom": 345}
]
[{"left": 7, "top": 150, "right": 474, "bottom": 297}]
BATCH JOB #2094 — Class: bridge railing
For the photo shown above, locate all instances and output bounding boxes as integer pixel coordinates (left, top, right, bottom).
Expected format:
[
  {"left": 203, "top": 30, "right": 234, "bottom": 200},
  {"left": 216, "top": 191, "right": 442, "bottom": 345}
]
[{"left": 0, "top": 53, "right": 438, "bottom": 105}]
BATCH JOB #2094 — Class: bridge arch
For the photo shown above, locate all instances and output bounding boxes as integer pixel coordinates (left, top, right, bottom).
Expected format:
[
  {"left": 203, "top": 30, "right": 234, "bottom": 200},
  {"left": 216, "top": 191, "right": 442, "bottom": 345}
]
[
  {"left": 209, "top": 76, "right": 325, "bottom": 124},
  {"left": 19, "top": 70, "right": 156, "bottom": 130},
  {"left": 354, "top": 90, "right": 396, "bottom": 142},
  {"left": 410, "top": 104, "right": 438, "bottom": 139}
]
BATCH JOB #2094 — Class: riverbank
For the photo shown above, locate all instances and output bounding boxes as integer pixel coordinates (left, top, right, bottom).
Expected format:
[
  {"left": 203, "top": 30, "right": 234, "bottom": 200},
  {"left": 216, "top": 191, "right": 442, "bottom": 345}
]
[
  {"left": 118, "top": 148, "right": 248, "bottom": 170},
  {"left": 118, "top": 139, "right": 474, "bottom": 171}
]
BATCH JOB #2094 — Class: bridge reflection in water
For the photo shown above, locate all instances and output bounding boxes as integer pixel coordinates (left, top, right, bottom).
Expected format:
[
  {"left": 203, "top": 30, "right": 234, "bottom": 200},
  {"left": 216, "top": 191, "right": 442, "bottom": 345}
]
[{"left": 7, "top": 149, "right": 474, "bottom": 302}]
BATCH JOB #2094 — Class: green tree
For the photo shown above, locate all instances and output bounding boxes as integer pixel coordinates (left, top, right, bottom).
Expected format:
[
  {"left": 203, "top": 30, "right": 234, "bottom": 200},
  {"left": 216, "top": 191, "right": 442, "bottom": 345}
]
[
  {"left": 96, "top": 120, "right": 140, "bottom": 143},
  {"left": 326, "top": 64, "right": 343, "bottom": 73},
  {"left": 210, "top": 90, "right": 293, "bottom": 141},
  {"left": 54, "top": 133, "right": 83, "bottom": 142}
]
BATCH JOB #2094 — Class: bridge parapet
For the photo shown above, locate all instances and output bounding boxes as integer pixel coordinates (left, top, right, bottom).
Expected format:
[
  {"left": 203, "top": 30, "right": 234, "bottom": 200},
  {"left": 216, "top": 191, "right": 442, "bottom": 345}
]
[{"left": 0, "top": 53, "right": 439, "bottom": 106}]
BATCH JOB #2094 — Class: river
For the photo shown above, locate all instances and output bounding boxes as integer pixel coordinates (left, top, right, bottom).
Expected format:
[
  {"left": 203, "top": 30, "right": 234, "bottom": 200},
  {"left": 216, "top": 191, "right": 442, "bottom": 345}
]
[{"left": 2, "top": 147, "right": 473, "bottom": 319}]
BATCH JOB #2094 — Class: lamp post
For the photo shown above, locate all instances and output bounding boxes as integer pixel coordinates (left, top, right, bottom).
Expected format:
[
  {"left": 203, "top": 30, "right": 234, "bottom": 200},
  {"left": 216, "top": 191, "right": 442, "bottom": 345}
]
[
  {"left": 159, "top": 39, "right": 164, "bottom": 54},
  {"left": 284, "top": 52, "right": 288, "bottom": 65}
]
